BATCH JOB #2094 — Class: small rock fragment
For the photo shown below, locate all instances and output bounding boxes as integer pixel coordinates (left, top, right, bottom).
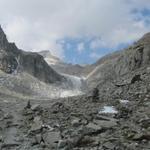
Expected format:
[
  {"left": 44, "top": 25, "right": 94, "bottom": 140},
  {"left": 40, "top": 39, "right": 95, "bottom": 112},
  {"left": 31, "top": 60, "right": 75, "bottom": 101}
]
[
  {"left": 31, "top": 104, "right": 41, "bottom": 111},
  {"left": 71, "top": 118, "right": 81, "bottom": 127}
]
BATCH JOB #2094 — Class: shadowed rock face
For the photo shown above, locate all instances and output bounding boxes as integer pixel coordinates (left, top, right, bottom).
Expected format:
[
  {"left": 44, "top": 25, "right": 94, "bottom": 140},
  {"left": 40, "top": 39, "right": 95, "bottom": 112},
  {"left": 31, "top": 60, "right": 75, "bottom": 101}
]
[
  {"left": 87, "top": 32, "right": 150, "bottom": 88},
  {"left": 0, "top": 53, "right": 18, "bottom": 73},
  {"left": 0, "top": 26, "right": 64, "bottom": 83},
  {"left": 20, "top": 51, "right": 64, "bottom": 83},
  {"left": 0, "top": 26, "right": 8, "bottom": 49}
]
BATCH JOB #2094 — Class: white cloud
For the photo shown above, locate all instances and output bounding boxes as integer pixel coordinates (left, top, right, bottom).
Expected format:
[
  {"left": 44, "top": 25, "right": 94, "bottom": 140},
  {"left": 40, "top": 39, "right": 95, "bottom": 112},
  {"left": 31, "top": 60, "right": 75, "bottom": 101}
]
[
  {"left": 0, "top": 0, "right": 149, "bottom": 59},
  {"left": 77, "top": 42, "right": 85, "bottom": 53},
  {"left": 3, "top": 17, "right": 64, "bottom": 58},
  {"left": 90, "top": 38, "right": 106, "bottom": 50},
  {"left": 90, "top": 52, "right": 103, "bottom": 59}
]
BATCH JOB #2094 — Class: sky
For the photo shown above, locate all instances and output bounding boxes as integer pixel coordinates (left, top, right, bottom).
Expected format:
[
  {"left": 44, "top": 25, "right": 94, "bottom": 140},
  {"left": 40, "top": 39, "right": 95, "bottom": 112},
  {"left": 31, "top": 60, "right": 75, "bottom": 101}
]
[{"left": 0, "top": 0, "right": 150, "bottom": 64}]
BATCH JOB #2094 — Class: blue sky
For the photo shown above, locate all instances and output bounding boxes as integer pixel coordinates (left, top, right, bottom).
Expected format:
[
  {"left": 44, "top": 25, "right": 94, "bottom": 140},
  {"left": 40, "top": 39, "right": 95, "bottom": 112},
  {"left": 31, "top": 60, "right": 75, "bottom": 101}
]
[
  {"left": 59, "top": 37, "right": 131, "bottom": 64},
  {"left": 61, "top": 37, "right": 134, "bottom": 64},
  {"left": 0, "top": 0, "right": 150, "bottom": 64}
]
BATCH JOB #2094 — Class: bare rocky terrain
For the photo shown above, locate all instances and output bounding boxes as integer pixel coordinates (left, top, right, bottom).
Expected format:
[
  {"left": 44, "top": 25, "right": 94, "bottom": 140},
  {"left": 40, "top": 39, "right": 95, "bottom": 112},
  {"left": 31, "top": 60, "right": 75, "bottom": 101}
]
[{"left": 0, "top": 26, "right": 150, "bottom": 150}]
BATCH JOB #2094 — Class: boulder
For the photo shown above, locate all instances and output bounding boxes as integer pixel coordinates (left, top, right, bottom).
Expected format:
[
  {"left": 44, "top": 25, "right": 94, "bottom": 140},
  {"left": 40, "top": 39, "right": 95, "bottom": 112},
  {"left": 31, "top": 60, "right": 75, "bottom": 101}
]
[
  {"left": 42, "top": 131, "right": 61, "bottom": 148},
  {"left": 31, "top": 116, "right": 43, "bottom": 133},
  {"left": 132, "top": 132, "right": 150, "bottom": 141},
  {"left": 31, "top": 104, "right": 41, "bottom": 111},
  {"left": 71, "top": 118, "right": 81, "bottom": 127},
  {"left": 86, "top": 122, "right": 102, "bottom": 134},
  {"left": 93, "top": 119, "right": 118, "bottom": 129}
]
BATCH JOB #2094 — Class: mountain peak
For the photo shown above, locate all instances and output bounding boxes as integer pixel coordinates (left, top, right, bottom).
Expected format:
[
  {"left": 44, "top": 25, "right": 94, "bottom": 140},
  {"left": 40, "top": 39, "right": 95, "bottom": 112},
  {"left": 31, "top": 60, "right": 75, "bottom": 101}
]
[
  {"left": 0, "top": 25, "right": 8, "bottom": 49},
  {"left": 0, "top": 25, "right": 3, "bottom": 32},
  {"left": 137, "top": 32, "right": 150, "bottom": 44},
  {"left": 39, "top": 50, "right": 62, "bottom": 65}
]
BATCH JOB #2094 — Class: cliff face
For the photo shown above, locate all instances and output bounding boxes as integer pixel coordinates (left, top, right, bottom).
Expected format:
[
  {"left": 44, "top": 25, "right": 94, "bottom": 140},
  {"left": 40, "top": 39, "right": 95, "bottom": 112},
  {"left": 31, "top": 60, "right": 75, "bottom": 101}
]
[{"left": 0, "top": 26, "right": 64, "bottom": 83}]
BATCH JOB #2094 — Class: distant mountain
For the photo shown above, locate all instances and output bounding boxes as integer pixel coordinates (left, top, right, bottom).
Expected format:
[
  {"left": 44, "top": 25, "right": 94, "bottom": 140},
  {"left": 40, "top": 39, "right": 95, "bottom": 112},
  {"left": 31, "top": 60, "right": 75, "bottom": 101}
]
[
  {"left": 38, "top": 50, "right": 62, "bottom": 65},
  {"left": 38, "top": 50, "right": 85, "bottom": 77}
]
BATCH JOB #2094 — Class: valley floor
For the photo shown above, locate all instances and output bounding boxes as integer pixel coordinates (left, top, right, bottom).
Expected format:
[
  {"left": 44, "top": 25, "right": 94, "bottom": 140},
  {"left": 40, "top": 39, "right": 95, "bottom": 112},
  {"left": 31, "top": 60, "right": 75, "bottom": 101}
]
[{"left": 0, "top": 89, "right": 149, "bottom": 150}]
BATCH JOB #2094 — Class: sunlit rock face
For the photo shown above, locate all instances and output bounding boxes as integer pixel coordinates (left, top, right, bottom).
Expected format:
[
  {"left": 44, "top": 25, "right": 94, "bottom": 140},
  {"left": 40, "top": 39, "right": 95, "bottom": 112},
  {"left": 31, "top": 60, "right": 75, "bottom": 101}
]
[{"left": 87, "top": 32, "right": 150, "bottom": 89}]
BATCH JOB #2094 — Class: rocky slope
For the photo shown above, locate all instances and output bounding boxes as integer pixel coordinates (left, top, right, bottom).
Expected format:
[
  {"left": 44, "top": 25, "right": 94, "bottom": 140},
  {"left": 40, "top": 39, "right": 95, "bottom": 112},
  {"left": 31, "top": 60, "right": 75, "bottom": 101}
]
[
  {"left": 0, "top": 26, "right": 64, "bottom": 84},
  {"left": 87, "top": 32, "right": 150, "bottom": 89}
]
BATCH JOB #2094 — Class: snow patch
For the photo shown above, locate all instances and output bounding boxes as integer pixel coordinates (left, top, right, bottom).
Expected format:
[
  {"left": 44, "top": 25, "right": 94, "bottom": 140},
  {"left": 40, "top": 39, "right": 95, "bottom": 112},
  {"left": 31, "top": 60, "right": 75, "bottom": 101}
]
[
  {"left": 99, "top": 106, "right": 118, "bottom": 114},
  {"left": 45, "top": 57, "right": 60, "bottom": 65},
  {"left": 120, "top": 100, "right": 129, "bottom": 104},
  {"left": 60, "top": 90, "right": 83, "bottom": 98}
]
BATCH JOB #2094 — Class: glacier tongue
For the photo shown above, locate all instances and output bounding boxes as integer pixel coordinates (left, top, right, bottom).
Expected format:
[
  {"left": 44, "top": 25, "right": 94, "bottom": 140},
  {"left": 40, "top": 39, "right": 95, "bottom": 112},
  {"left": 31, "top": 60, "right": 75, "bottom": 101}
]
[
  {"left": 58, "top": 73, "right": 87, "bottom": 98},
  {"left": 62, "top": 74, "right": 84, "bottom": 90},
  {"left": 0, "top": 71, "right": 86, "bottom": 99}
]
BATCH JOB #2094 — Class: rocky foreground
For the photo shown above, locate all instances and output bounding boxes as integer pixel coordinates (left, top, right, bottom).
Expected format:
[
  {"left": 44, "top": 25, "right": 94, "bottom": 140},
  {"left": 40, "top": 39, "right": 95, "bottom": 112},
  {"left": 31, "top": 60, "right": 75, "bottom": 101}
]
[{"left": 0, "top": 69, "right": 150, "bottom": 150}]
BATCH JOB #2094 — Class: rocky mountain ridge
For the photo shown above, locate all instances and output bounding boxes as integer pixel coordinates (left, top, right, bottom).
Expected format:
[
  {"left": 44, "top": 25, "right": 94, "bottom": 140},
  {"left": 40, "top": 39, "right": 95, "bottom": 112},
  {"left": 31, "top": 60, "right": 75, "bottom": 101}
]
[
  {"left": 0, "top": 26, "right": 64, "bottom": 84},
  {"left": 86, "top": 32, "right": 150, "bottom": 88}
]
